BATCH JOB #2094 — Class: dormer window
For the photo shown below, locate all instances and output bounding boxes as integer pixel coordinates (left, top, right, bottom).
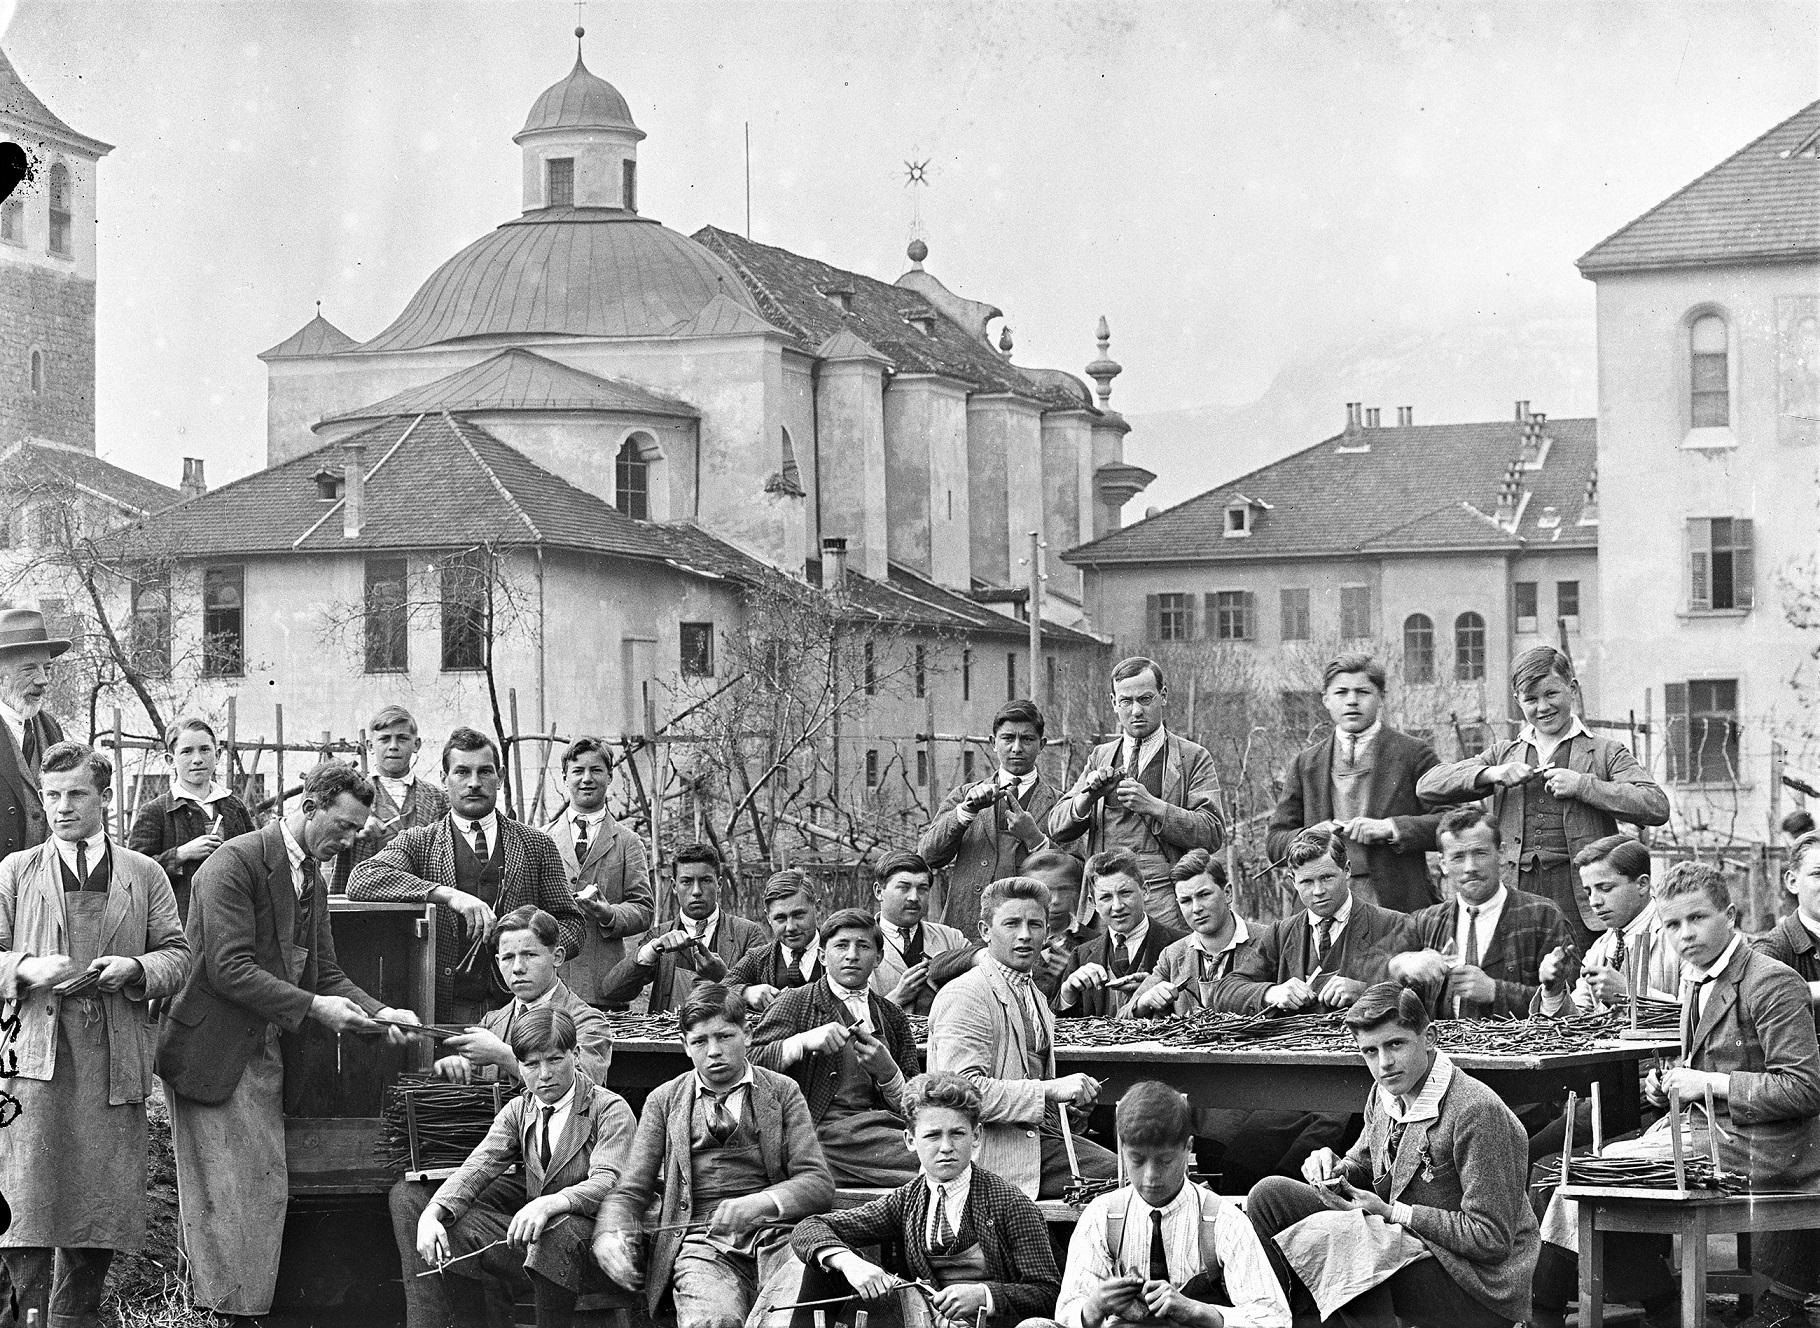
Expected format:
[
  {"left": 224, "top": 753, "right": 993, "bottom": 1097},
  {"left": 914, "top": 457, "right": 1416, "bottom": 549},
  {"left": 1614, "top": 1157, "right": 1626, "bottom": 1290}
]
[
  {"left": 547, "top": 157, "right": 575, "bottom": 208},
  {"left": 313, "top": 468, "right": 344, "bottom": 501},
  {"left": 905, "top": 311, "right": 937, "bottom": 336},
  {"left": 1224, "top": 504, "right": 1250, "bottom": 538}
]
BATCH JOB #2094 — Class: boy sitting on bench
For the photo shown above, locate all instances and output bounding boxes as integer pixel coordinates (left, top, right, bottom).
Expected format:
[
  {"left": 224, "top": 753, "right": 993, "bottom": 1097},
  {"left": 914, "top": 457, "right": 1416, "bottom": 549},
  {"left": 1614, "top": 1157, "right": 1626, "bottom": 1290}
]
[
  {"left": 595, "top": 982, "right": 834, "bottom": 1328},
  {"left": 1024, "top": 1080, "right": 1289, "bottom": 1328},
  {"left": 415, "top": 1007, "right": 638, "bottom": 1328},
  {"left": 789, "top": 1071, "right": 1060, "bottom": 1328}
]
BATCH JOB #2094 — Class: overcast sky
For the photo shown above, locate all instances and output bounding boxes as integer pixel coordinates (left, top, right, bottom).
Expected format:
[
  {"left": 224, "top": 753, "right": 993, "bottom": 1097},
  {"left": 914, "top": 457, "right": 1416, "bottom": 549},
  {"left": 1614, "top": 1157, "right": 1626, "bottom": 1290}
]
[{"left": 5, "top": 0, "right": 1816, "bottom": 494}]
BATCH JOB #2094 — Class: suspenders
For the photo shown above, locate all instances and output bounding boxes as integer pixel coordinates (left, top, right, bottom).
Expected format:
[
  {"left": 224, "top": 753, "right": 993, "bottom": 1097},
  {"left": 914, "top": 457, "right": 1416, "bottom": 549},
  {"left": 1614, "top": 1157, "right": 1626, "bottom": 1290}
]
[{"left": 1104, "top": 1183, "right": 1223, "bottom": 1272}]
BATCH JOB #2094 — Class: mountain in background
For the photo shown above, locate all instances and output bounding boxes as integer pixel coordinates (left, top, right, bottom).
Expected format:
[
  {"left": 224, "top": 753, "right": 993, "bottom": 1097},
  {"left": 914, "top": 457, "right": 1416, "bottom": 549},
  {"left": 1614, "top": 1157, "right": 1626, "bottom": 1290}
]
[{"left": 1119, "top": 317, "right": 1598, "bottom": 519}]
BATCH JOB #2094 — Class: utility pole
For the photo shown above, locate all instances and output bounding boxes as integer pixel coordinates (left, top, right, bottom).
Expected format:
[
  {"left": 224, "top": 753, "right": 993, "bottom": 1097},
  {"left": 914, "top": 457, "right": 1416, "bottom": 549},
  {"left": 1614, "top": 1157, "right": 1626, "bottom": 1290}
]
[{"left": 1026, "top": 530, "right": 1044, "bottom": 704}]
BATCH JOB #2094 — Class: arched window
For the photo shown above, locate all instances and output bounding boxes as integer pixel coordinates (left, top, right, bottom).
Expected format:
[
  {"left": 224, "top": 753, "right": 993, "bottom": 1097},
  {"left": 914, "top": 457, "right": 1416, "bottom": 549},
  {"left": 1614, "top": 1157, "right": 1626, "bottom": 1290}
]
[
  {"left": 1454, "top": 612, "right": 1486, "bottom": 681},
  {"left": 615, "top": 437, "right": 649, "bottom": 520},
  {"left": 1690, "top": 313, "right": 1728, "bottom": 428},
  {"left": 29, "top": 349, "right": 42, "bottom": 394},
  {"left": 47, "top": 162, "right": 70, "bottom": 256},
  {"left": 1403, "top": 613, "right": 1435, "bottom": 683}
]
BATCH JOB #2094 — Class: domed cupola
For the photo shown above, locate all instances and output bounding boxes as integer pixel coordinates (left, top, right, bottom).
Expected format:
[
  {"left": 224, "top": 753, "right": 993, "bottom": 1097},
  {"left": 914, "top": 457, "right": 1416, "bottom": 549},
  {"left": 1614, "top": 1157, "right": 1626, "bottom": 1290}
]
[{"left": 513, "top": 30, "right": 646, "bottom": 213}]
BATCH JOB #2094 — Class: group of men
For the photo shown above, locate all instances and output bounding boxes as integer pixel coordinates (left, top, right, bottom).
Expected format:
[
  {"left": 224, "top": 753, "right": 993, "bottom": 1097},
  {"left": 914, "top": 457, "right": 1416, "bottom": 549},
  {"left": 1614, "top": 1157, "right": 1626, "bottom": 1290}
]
[{"left": 5, "top": 601, "right": 1820, "bottom": 1328}]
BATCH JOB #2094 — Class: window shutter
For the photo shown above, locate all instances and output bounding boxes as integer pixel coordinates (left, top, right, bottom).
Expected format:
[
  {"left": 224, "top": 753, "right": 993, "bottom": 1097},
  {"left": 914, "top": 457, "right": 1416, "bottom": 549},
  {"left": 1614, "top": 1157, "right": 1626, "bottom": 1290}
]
[
  {"left": 1733, "top": 519, "right": 1754, "bottom": 609},
  {"left": 1664, "top": 681, "right": 1689, "bottom": 782},
  {"left": 1687, "top": 519, "right": 1711, "bottom": 610},
  {"left": 1242, "top": 591, "right": 1257, "bottom": 640},
  {"left": 1146, "top": 594, "right": 1161, "bottom": 641},
  {"left": 1204, "top": 593, "right": 1218, "bottom": 640}
]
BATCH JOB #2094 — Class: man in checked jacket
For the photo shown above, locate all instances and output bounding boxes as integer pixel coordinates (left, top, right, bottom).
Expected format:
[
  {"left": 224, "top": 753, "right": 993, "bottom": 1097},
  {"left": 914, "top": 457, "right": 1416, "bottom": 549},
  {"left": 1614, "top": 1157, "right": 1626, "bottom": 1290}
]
[{"left": 348, "top": 726, "right": 584, "bottom": 1024}]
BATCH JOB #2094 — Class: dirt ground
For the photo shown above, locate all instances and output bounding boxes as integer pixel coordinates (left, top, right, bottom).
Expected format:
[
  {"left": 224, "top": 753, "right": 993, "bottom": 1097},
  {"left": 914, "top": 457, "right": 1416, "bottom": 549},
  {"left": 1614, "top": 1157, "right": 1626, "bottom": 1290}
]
[{"left": 99, "top": 1084, "right": 219, "bottom": 1328}]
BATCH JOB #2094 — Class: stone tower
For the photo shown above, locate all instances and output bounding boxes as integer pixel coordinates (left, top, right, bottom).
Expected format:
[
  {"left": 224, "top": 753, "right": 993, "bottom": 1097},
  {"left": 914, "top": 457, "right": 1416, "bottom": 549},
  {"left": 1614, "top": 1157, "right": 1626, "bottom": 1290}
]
[{"left": 0, "top": 46, "right": 111, "bottom": 452}]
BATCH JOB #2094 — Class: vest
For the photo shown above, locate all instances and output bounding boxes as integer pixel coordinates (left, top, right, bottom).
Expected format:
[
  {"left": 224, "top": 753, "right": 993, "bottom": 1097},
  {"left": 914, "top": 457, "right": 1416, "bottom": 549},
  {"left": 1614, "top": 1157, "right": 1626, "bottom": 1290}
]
[
  {"left": 451, "top": 821, "right": 506, "bottom": 903},
  {"left": 690, "top": 1092, "right": 770, "bottom": 1209},
  {"left": 1330, "top": 737, "right": 1375, "bottom": 826},
  {"left": 1101, "top": 746, "right": 1169, "bottom": 878},
  {"left": 56, "top": 841, "right": 112, "bottom": 894}
]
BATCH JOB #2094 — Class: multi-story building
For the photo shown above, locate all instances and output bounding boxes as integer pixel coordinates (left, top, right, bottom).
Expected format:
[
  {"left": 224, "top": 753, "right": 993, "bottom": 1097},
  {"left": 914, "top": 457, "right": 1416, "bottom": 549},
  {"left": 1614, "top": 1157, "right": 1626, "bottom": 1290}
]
[{"left": 1580, "top": 98, "right": 1820, "bottom": 844}]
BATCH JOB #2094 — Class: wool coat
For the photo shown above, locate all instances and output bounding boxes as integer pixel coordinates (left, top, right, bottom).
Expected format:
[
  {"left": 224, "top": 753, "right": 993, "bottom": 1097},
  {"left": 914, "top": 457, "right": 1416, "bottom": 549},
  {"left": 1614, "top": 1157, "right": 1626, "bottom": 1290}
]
[
  {"left": 790, "top": 1166, "right": 1061, "bottom": 1326},
  {"left": 1055, "top": 918, "right": 1184, "bottom": 1016},
  {"left": 0, "top": 707, "right": 60, "bottom": 860},
  {"left": 127, "top": 788, "right": 257, "bottom": 920},
  {"left": 919, "top": 776, "right": 1062, "bottom": 932},
  {"left": 156, "top": 821, "right": 383, "bottom": 1109},
  {"left": 542, "top": 810, "right": 653, "bottom": 1006},
  {"left": 728, "top": 938, "right": 827, "bottom": 997},
  {"left": 0, "top": 840, "right": 190, "bottom": 1104},
  {"left": 1332, "top": 1055, "right": 1539, "bottom": 1325},
  {"left": 1131, "top": 919, "right": 1260, "bottom": 1015},
  {"left": 925, "top": 961, "right": 1055, "bottom": 1197},
  {"left": 1212, "top": 898, "right": 1412, "bottom": 1014},
  {"left": 870, "top": 917, "right": 971, "bottom": 1016},
  {"left": 1752, "top": 913, "right": 1820, "bottom": 1033},
  {"left": 748, "top": 978, "right": 921, "bottom": 1122},
  {"left": 597, "top": 912, "right": 769, "bottom": 1012},
  {"left": 347, "top": 815, "right": 585, "bottom": 1013},
  {"left": 1047, "top": 729, "right": 1224, "bottom": 872},
  {"left": 1402, "top": 888, "right": 1574, "bottom": 1018},
  {"left": 1266, "top": 727, "right": 1443, "bottom": 913},
  {"left": 595, "top": 1064, "right": 833, "bottom": 1317}
]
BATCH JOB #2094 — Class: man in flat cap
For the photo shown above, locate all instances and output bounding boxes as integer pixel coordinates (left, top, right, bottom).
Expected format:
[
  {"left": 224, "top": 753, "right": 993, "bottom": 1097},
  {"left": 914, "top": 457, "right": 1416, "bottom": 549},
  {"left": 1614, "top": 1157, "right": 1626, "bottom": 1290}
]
[{"left": 0, "top": 606, "right": 70, "bottom": 862}]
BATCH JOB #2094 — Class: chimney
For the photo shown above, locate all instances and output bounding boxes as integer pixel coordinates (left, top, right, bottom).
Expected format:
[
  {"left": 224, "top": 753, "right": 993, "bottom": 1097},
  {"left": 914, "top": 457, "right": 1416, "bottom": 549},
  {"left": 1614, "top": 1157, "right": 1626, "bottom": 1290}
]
[
  {"left": 1397, "top": 406, "right": 1413, "bottom": 426},
  {"left": 1494, "top": 460, "right": 1522, "bottom": 528},
  {"left": 821, "top": 536, "right": 848, "bottom": 596},
  {"left": 342, "top": 438, "right": 366, "bottom": 538},
  {"left": 179, "top": 457, "right": 207, "bottom": 500},
  {"left": 1515, "top": 399, "right": 1530, "bottom": 422},
  {"left": 1344, "top": 402, "right": 1360, "bottom": 431},
  {"left": 1365, "top": 407, "right": 1380, "bottom": 428}
]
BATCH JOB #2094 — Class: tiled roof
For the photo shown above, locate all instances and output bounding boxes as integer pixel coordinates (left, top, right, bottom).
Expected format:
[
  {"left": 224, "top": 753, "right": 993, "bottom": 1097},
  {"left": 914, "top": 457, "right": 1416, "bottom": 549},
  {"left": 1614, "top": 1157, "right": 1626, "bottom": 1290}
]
[
  {"left": 2, "top": 440, "right": 179, "bottom": 514},
  {"left": 692, "top": 227, "right": 1089, "bottom": 410},
  {"left": 517, "top": 56, "right": 640, "bottom": 139},
  {"left": 354, "top": 210, "right": 760, "bottom": 353},
  {"left": 0, "top": 46, "right": 111, "bottom": 155},
  {"left": 258, "top": 312, "right": 359, "bottom": 361},
  {"left": 1064, "top": 416, "right": 1597, "bottom": 566},
  {"left": 318, "top": 348, "right": 697, "bottom": 426},
  {"left": 1578, "top": 99, "right": 1820, "bottom": 274}
]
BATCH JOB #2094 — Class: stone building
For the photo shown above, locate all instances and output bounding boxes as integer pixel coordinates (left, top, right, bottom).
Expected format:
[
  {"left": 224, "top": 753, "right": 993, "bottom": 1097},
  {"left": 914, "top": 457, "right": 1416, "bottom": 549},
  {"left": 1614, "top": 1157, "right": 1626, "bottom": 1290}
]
[{"left": 1580, "top": 97, "right": 1820, "bottom": 843}]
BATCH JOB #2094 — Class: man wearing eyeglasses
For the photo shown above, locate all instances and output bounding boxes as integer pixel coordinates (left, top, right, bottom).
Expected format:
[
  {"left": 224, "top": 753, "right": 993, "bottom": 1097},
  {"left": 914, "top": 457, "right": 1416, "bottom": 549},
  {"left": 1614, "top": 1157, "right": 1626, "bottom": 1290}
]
[{"left": 1048, "top": 657, "right": 1223, "bottom": 930}]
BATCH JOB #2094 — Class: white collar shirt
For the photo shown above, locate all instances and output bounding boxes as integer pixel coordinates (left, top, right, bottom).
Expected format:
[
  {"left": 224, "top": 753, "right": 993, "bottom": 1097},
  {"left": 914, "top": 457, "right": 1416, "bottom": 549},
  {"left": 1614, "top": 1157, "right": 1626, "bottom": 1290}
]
[
  {"left": 376, "top": 772, "right": 416, "bottom": 806},
  {"left": 1121, "top": 726, "right": 1169, "bottom": 778},
  {"left": 1107, "top": 916, "right": 1151, "bottom": 964},
  {"left": 512, "top": 983, "right": 559, "bottom": 1024},
  {"left": 172, "top": 782, "right": 233, "bottom": 809},
  {"left": 1800, "top": 911, "right": 1820, "bottom": 944},
  {"left": 925, "top": 1165, "right": 974, "bottom": 1247},
  {"left": 988, "top": 953, "right": 1050, "bottom": 1043},
  {"left": 0, "top": 699, "right": 26, "bottom": 737},
  {"left": 1188, "top": 915, "right": 1253, "bottom": 980},
  {"left": 694, "top": 1065, "right": 756, "bottom": 1122},
  {"left": 454, "top": 810, "right": 501, "bottom": 853},
  {"left": 1306, "top": 894, "right": 1353, "bottom": 944},
  {"left": 1519, "top": 716, "right": 1590, "bottom": 770},
  {"left": 1454, "top": 885, "right": 1508, "bottom": 960},
  {"left": 679, "top": 911, "right": 720, "bottom": 948},
  {"left": 781, "top": 937, "right": 822, "bottom": 980},
  {"left": 827, "top": 975, "right": 873, "bottom": 1032},
  {"left": 1381, "top": 1051, "right": 1455, "bottom": 1122},
  {"left": 52, "top": 829, "right": 109, "bottom": 883},
  {"left": 526, "top": 1083, "right": 578, "bottom": 1163},
  {"left": 1687, "top": 935, "right": 1745, "bottom": 1018},
  {"left": 279, "top": 818, "right": 312, "bottom": 898},
  {"left": 1337, "top": 720, "right": 1384, "bottom": 765}
]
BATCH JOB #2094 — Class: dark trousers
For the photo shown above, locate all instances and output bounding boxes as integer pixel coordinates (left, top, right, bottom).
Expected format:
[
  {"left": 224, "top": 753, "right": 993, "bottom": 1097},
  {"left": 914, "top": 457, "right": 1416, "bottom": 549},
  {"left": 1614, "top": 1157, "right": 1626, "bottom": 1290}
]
[
  {"left": 1521, "top": 862, "right": 1597, "bottom": 953},
  {"left": 1, "top": 1247, "right": 114, "bottom": 1328},
  {"left": 389, "top": 1177, "right": 520, "bottom": 1328},
  {"left": 1220, "top": 1111, "right": 1357, "bottom": 1195},
  {"left": 1038, "top": 1121, "right": 1118, "bottom": 1199},
  {"left": 1246, "top": 1177, "right": 1512, "bottom": 1328}
]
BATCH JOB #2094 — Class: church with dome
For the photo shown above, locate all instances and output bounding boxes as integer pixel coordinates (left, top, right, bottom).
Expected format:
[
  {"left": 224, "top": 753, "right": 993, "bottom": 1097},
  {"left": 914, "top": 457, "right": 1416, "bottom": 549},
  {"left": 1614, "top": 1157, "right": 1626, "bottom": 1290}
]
[{"left": 137, "top": 41, "right": 1153, "bottom": 813}]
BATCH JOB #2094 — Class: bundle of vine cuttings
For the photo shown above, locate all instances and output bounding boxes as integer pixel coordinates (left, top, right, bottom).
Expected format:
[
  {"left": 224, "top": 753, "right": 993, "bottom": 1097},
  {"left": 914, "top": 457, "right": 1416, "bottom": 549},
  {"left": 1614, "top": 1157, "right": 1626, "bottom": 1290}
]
[
  {"left": 1538, "top": 1154, "right": 1748, "bottom": 1195},
  {"left": 377, "top": 1073, "right": 509, "bottom": 1172},
  {"left": 602, "top": 1011, "right": 682, "bottom": 1041}
]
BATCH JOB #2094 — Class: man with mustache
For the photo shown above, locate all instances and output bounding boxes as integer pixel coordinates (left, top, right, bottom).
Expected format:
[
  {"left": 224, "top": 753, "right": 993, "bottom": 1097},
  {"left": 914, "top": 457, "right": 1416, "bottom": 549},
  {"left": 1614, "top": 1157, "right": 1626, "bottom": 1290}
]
[{"left": 0, "top": 607, "right": 68, "bottom": 862}]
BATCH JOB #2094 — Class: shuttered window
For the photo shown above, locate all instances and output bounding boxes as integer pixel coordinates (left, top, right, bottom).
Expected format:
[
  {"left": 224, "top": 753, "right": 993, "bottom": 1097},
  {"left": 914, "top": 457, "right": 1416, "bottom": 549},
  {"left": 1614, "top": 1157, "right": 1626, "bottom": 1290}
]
[
  {"left": 1280, "top": 588, "right": 1310, "bottom": 641},
  {"left": 1340, "top": 585, "right": 1370, "bottom": 639},
  {"left": 1688, "top": 517, "right": 1753, "bottom": 611},
  {"left": 1665, "top": 679, "right": 1739, "bottom": 784},
  {"left": 1208, "top": 591, "right": 1255, "bottom": 641},
  {"left": 1145, "top": 593, "right": 1193, "bottom": 642}
]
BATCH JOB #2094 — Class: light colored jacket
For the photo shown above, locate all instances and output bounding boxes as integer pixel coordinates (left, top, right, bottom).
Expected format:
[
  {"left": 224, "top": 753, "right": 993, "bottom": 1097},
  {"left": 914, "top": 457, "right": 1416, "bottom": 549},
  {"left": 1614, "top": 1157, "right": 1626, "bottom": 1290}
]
[
  {"left": 1132, "top": 919, "right": 1259, "bottom": 1016},
  {"left": 432, "top": 1078, "right": 637, "bottom": 1222},
  {"left": 0, "top": 840, "right": 190, "bottom": 1105},
  {"left": 1046, "top": 730, "right": 1224, "bottom": 874},
  {"left": 926, "top": 960, "right": 1053, "bottom": 1197},
  {"left": 543, "top": 811, "right": 654, "bottom": 1007}
]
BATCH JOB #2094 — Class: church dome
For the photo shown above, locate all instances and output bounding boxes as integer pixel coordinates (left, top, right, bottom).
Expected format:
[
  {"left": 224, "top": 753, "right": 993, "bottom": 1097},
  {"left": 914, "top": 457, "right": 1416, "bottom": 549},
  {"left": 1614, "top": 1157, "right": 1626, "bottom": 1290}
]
[
  {"left": 516, "top": 56, "right": 643, "bottom": 141},
  {"left": 355, "top": 210, "right": 761, "bottom": 352}
]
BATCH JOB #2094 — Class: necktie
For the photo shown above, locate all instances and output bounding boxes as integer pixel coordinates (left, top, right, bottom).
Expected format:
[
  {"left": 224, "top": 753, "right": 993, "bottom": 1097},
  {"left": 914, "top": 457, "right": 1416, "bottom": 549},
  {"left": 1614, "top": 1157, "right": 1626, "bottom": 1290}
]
[
  {"left": 20, "top": 715, "right": 39, "bottom": 775},
  {"left": 469, "top": 820, "right": 489, "bottom": 861},
  {"left": 899, "top": 925, "right": 925, "bottom": 967},
  {"left": 75, "top": 841, "right": 88, "bottom": 889},
  {"left": 1110, "top": 933, "right": 1133, "bottom": 979},
  {"left": 1149, "top": 1209, "right": 1170, "bottom": 1282},
  {"left": 783, "top": 946, "right": 806, "bottom": 987},
  {"left": 1313, "top": 918, "right": 1334, "bottom": 968},
  {"left": 302, "top": 857, "right": 323, "bottom": 901},
  {"left": 1009, "top": 976, "right": 1043, "bottom": 1057},
  {"left": 1463, "top": 906, "right": 1482, "bottom": 969},
  {"left": 1610, "top": 932, "right": 1629, "bottom": 979},
  {"left": 933, "top": 1184, "right": 956, "bottom": 1252},
  {"left": 1126, "top": 741, "right": 1141, "bottom": 780},
  {"left": 538, "top": 1104, "right": 554, "bottom": 1169},
  {"left": 706, "top": 1088, "right": 737, "bottom": 1145},
  {"left": 1684, "top": 975, "right": 1715, "bottom": 1051},
  {"left": 575, "top": 817, "right": 589, "bottom": 854}
]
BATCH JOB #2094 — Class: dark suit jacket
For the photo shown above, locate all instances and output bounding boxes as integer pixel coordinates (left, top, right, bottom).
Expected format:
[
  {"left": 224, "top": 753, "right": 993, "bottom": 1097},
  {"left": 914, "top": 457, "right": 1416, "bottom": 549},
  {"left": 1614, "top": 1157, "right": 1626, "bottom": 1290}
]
[
  {"left": 1055, "top": 919, "right": 1184, "bottom": 1016},
  {"left": 790, "top": 1166, "right": 1061, "bottom": 1327},
  {"left": 596, "top": 1065, "right": 833, "bottom": 1316},
  {"left": 1212, "top": 897, "right": 1411, "bottom": 1014},
  {"left": 1403, "top": 888, "right": 1573, "bottom": 1018},
  {"left": 1754, "top": 914, "right": 1820, "bottom": 1033},
  {"left": 596, "top": 912, "right": 769, "bottom": 1012},
  {"left": 1266, "top": 727, "right": 1442, "bottom": 913},
  {"left": 346, "top": 815, "right": 584, "bottom": 1013},
  {"left": 156, "top": 821, "right": 383, "bottom": 1109},
  {"left": 918, "top": 776, "right": 1062, "bottom": 933},
  {"left": 127, "top": 789, "right": 258, "bottom": 920},
  {"left": 749, "top": 978, "right": 921, "bottom": 1122},
  {"left": 728, "top": 939, "right": 826, "bottom": 998},
  {"left": 0, "top": 708, "right": 61, "bottom": 861},
  {"left": 1684, "top": 943, "right": 1820, "bottom": 1190}
]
